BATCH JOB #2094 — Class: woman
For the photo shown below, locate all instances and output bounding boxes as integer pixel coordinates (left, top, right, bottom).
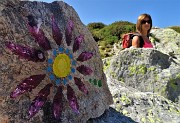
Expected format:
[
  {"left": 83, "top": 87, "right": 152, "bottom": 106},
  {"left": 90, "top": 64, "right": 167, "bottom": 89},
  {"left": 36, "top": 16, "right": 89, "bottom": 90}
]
[{"left": 132, "top": 13, "right": 153, "bottom": 48}]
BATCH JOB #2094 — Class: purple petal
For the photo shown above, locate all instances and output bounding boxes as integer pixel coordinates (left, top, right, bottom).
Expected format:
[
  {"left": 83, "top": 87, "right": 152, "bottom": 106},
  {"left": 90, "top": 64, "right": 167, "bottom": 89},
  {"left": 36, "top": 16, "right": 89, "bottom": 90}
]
[
  {"left": 67, "top": 84, "right": 79, "bottom": 113},
  {"left": 10, "top": 74, "right": 46, "bottom": 98},
  {"left": 53, "top": 85, "right": 63, "bottom": 119},
  {"left": 37, "top": 83, "right": 53, "bottom": 97},
  {"left": 5, "top": 42, "right": 45, "bottom": 62},
  {"left": 29, "top": 96, "right": 46, "bottom": 119},
  {"left": 28, "top": 25, "right": 51, "bottom": 51},
  {"left": 73, "top": 34, "right": 84, "bottom": 52},
  {"left": 28, "top": 83, "right": 52, "bottom": 119},
  {"left": 74, "top": 77, "right": 88, "bottom": 94},
  {"left": 77, "top": 52, "right": 93, "bottom": 62},
  {"left": 65, "top": 19, "right": 74, "bottom": 46},
  {"left": 52, "top": 16, "right": 63, "bottom": 46},
  {"left": 76, "top": 65, "right": 93, "bottom": 76}
]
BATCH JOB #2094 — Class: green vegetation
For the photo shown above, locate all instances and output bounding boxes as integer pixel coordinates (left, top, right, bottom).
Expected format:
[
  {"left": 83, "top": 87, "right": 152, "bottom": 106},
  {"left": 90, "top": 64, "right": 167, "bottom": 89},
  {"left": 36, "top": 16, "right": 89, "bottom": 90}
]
[
  {"left": 87, "top": 21, "right": 136, "bottom": 58},
  {"left": 169, "top": 26, "right": 180, "bottom": 33},
  {"left": 120, "top": 95, "right": 131, "bottom": 105},
  {"left": 128, "top": 64, "right": 147, "bottom": 75},
  {"left": 103, "top": 58, "right": 111, "bottom": 71}
]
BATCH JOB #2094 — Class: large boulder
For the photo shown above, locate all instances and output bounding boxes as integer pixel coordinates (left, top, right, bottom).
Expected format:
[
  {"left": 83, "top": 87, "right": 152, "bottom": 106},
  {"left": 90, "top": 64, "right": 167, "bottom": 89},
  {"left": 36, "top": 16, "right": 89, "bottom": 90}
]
[
  {"left": 104, "top": 48, "right": 180, "bottom": 103},
  {"left": 0, "top": 0, "right": 112, "bottom": 122}
]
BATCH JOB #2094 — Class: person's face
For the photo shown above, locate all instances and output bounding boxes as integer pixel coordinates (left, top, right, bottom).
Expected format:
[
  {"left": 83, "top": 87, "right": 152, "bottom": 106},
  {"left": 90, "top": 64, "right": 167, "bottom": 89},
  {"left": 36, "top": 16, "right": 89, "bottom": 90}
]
[{"left": 141, "top": 17, "right": 151, "bottom": 32}]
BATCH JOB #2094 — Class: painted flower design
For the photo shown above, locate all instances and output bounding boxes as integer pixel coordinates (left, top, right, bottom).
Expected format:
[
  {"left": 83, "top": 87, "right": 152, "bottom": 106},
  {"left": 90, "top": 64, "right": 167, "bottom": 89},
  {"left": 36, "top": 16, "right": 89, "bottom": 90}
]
[{"left": 5, "top": 15, "right": 101, "bottom": 120}]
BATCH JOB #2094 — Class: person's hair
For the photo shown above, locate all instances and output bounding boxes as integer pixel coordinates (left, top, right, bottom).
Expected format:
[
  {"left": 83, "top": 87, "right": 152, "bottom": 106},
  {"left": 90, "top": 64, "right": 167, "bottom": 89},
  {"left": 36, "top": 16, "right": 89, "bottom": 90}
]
[{"left": 136, "top": 13, "right": 152, "bottom": 34}]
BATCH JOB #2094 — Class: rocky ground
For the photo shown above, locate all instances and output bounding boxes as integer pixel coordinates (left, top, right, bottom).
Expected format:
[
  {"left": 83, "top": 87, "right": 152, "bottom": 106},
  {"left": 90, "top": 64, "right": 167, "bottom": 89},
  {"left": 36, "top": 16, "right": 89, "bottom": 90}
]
[{"left": 89, "top": 75, "right": 180, "bottom": 123}]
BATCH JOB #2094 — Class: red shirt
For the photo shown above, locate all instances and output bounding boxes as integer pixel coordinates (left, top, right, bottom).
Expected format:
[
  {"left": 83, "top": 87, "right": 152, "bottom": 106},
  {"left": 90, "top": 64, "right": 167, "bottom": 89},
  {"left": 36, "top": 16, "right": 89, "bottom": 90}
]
[{"left": 143, "top": 40, "right": 153, "bottom": 48}]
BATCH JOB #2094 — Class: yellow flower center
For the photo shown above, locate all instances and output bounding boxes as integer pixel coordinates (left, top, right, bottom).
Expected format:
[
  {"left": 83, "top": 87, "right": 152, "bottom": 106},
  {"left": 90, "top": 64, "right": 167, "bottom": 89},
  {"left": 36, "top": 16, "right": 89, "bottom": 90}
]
[{"left": 53, "top": 53, "right": 71, "bottom": 78}]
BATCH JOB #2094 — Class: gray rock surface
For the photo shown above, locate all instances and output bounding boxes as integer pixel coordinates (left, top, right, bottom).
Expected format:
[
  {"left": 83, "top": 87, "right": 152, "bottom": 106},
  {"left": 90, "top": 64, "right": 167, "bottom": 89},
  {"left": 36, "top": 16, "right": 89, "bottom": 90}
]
[
  {"left": 107, "top": 76, "right": 180, "bottom": 123},
  {"left": 88, "top": 107, "right": 138, "bottom": 123},
  {"left": 151, "top": 28, "right": 180, "bottom": 63},
  {"left": 104, "top": 48, "right": 180, "bottom": 103}
]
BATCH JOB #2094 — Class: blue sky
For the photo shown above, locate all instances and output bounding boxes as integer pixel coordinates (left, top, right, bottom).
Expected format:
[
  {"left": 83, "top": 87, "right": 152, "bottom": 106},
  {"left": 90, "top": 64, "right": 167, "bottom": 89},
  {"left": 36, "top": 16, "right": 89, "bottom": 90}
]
[{"left": 38, "top": 0, "right": 179, "bottom": 28}]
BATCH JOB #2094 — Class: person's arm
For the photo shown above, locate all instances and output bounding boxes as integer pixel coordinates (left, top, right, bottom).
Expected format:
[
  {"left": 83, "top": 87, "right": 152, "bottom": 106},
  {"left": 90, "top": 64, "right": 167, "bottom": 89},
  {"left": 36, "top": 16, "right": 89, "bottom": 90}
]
[{"left": 132, "top": 36, "right": 140, "bottom": 47}]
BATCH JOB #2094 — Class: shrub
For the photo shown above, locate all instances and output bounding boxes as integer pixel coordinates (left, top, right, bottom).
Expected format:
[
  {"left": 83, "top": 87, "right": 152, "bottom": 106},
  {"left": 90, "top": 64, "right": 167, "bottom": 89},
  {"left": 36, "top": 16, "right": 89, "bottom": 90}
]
[
  {"left": 169, "top": 26, "right": 180, "bottom": 33},
  {"left": 87, "top": 22, "right": 106, "bottom": 30}
]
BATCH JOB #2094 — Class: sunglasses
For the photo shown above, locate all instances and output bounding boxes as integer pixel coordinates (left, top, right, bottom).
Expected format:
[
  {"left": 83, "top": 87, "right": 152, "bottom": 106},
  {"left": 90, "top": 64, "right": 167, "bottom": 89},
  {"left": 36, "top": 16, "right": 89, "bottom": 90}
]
[{"left": 141, "top": 20, "right": 151, "bottom": 24}]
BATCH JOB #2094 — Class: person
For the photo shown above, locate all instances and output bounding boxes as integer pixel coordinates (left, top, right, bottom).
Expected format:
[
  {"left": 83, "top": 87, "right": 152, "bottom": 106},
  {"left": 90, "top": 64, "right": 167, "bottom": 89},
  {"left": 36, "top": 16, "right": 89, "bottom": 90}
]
[{"left": 132, "top": 13, "right": 153, "bottom": 48}]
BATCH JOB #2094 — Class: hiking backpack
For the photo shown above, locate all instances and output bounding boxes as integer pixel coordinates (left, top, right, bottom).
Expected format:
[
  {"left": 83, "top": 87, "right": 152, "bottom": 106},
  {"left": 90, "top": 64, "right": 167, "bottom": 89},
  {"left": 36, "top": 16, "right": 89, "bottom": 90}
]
[{"left": 122, "top": 33, "right": 144, "bottom": 49}]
